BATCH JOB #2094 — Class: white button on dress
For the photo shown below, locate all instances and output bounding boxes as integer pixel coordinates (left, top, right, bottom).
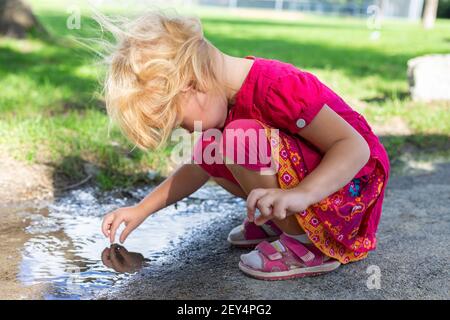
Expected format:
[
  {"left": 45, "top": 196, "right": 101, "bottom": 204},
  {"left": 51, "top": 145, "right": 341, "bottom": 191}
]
[{"left": 296, "top": 118, "right": 306, "bottom": 129}]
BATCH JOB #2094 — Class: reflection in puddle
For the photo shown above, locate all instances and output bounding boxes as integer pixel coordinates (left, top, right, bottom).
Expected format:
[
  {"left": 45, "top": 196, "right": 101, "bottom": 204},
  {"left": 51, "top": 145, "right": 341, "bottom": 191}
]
[
  {"left": 101, "top": 244, "right": 150, "bottom": 274},
  {"left": 18, "top": 184, "right": 244, "bottom": 299}
]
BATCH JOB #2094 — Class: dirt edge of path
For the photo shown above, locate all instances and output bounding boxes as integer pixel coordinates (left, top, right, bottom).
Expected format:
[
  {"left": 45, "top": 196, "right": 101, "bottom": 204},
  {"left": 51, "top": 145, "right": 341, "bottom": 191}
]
[{"left": 0, "top": 150, "right": 54, "bottom": 299}]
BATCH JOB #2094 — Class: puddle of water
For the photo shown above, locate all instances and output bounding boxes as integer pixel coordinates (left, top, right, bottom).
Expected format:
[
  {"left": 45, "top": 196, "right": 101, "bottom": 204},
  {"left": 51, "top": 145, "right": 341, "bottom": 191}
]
[{"left": 17, "top": 184, "right": 244, "bottom": 299}]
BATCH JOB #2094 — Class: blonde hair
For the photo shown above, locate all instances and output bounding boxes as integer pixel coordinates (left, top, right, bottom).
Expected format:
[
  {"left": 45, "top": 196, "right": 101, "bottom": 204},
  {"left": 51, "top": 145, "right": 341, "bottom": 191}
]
[{"left": 96, "top": 10, "right": 225, "bottom": 150}]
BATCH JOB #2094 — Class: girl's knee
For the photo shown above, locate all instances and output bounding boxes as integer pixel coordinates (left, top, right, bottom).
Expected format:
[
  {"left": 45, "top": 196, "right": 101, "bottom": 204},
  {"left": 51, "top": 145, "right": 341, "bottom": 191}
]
[
  {"left": 192, "top": 133, "right": 237, "bottom": 183},
  {"left": 223, "top": 119, "right": 263, "bottom": 132},
  {"left": 192, "top": 119, "right": 273, "bottom": 177},
  {"left": 220, "top": 119, "right": 272, "bottom": 170},
  {"left": 192, "top": 133, "right": 219, "bottom": 174}
]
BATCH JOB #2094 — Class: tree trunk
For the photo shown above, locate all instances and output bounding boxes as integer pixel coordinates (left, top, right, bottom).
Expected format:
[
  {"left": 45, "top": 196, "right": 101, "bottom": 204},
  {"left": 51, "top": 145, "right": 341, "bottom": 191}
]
[
  {"left": 0, "top": 0, "right": 46, "bottom": 38},
  {"left": 423, "top": 0, "right": 439, "bottom": 29}
]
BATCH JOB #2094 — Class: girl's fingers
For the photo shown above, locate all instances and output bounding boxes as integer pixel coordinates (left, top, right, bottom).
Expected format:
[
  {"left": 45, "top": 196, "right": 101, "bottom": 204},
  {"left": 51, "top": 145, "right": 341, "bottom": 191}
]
[
  {"left": 102, "top": 215, "right": 113, "bottom": 237},
  {"left": 272, "top": 202, "right": 287, "bottom": 220},
  {"left": 253, "top": 195, "right": 274, "bottom": 226},
  {"left": 254, "top": 211, "right": 272, "bottom": 226},
  {"left": 257, "top": 195, "right": 273, "bottom": 217},
  {"left": 246, "top": 188, "right": 268, "bottom": 222},
  {"left": 254, "top": 212, "right": 271, "bottom": 226},
  {"left": 109, "top": 217, "right": 123, "bottom": 244},
  {"left": 119, "top": 223, "right": 135, "bottom": 244}
]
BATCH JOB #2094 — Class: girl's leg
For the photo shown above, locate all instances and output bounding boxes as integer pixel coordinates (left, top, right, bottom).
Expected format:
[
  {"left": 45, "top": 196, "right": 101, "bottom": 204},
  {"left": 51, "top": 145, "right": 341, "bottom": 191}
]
[
  {"left": 209, "top": 174, "right": 283, "bottom": 247},
  {"left": 193, "top": 127, "right": 291, "bottom": 243},
  {"left": 220, "top": 119, "right": 305, "bottom": 236},
  {"left": 212, "top": 177, "right": 247, "bottom": 199},
  {"left": 192, "top": 136, "right": 247, "bottom": 199},
  {"left": 211, "top": 120, "right": 341, "bottom": 279},
  {"left": 225, "top": 162, "right": 305, "bottom": 235}
]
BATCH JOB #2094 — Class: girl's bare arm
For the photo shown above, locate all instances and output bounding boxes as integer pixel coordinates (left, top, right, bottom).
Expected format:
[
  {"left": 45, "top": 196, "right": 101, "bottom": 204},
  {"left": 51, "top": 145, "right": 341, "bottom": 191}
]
[
  {"left": 136, "top": 163, "right": 210, "bottom": 215},
  {"left": 247, "top": 105, "right": 371, "bottom": 225},
  {"left": 293, "top": 105, "right": 370, "bottom": 204},
  {"left": 102, "top": 163, "right": 210, "bottom": 243}
]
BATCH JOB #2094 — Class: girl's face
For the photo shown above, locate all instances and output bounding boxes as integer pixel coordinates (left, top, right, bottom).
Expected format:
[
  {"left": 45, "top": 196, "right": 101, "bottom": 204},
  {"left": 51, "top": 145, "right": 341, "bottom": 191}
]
[{"left": 179, "top": 89, "right": 229, "bottom": 133}]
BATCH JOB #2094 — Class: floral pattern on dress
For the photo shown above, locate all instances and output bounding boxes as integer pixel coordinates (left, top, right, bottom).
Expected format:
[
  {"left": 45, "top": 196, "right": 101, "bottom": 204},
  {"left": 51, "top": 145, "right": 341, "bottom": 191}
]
[{"left": 260, "top": 122, "right": 385, "bottom": 264}]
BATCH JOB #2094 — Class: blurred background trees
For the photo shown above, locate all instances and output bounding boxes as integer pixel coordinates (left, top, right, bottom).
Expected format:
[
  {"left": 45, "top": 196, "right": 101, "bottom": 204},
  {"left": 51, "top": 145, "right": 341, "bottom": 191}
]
[{"left": 0, "top": 0, "right": 46, "bottom": 38}]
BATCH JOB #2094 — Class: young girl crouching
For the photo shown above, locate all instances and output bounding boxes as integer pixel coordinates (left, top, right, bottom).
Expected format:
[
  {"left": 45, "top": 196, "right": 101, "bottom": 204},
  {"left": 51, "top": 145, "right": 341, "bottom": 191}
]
[{"left": 100, "top": 11, "right": 390, "bottom": 280}]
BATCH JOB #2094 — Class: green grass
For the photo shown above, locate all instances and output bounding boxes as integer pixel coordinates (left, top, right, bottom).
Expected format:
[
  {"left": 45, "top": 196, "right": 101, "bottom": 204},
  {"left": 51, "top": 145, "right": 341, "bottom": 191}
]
[{"left": 1, "top": 2, "right": 449, "bottom": 189}]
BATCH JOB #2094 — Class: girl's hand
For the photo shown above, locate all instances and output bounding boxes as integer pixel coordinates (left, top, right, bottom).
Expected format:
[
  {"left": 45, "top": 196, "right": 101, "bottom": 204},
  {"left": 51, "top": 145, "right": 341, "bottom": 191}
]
[
  {"left": 246, "top": 188, "right": 312, "bottom": 226},
  {"left": 101, "top": 206, "right": 149, "bottom": 244}
]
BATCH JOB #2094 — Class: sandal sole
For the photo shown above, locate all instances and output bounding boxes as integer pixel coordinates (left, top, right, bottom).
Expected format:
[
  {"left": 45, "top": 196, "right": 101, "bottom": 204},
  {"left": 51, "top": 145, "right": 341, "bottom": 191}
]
[
  {"left": 227, "top": 235, "right": 280, "bottom": 248},
  {"left": 238, "top": 260, "right": 341, "bottom": 281}
]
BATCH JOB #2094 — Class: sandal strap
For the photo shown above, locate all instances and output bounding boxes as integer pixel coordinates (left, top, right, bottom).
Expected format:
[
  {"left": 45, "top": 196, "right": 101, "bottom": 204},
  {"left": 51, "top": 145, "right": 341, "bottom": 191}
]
[
  {"left": 279, "top": 234, "right": 323, "bottom": 267},
  {"left": 243, "top": 218, "right": 282, "bottom": 240},
  {"left": 255, "top": 241, "right": 282, "bottom": 260},
  {"left": 243, "top": 218, "right": 269, "bottom": 239},
  {"left": 261, "top": 220, "right": 282, "bottom": 236}
]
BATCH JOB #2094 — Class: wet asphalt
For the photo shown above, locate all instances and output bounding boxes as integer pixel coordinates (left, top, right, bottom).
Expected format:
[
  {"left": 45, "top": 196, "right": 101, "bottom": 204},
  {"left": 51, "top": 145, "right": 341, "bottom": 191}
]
[{"left": 100, "top": 162, "right": 450, "bottom": 300}]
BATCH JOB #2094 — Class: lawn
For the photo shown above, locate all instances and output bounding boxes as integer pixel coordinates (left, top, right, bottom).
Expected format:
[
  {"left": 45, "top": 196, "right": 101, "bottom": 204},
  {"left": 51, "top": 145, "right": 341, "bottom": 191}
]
[{"left": 1, "top": 1, "right": 449, "bottom": 189}]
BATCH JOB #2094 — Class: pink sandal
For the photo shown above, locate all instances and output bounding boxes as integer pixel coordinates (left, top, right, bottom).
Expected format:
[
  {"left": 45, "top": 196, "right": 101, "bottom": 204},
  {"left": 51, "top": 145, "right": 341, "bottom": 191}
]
[
  {"left": 239, "top": 233, "right": 341, "bottom": 280},
  {"left": 227, "top": 218, "right": 282, "bottom": 247}
]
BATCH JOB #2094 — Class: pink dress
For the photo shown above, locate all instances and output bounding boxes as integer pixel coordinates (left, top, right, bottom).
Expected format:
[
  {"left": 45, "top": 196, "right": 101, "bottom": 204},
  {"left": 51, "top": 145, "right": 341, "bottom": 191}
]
[{"left": 199, "top": 55, "right": 390, "bottom": 263}]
